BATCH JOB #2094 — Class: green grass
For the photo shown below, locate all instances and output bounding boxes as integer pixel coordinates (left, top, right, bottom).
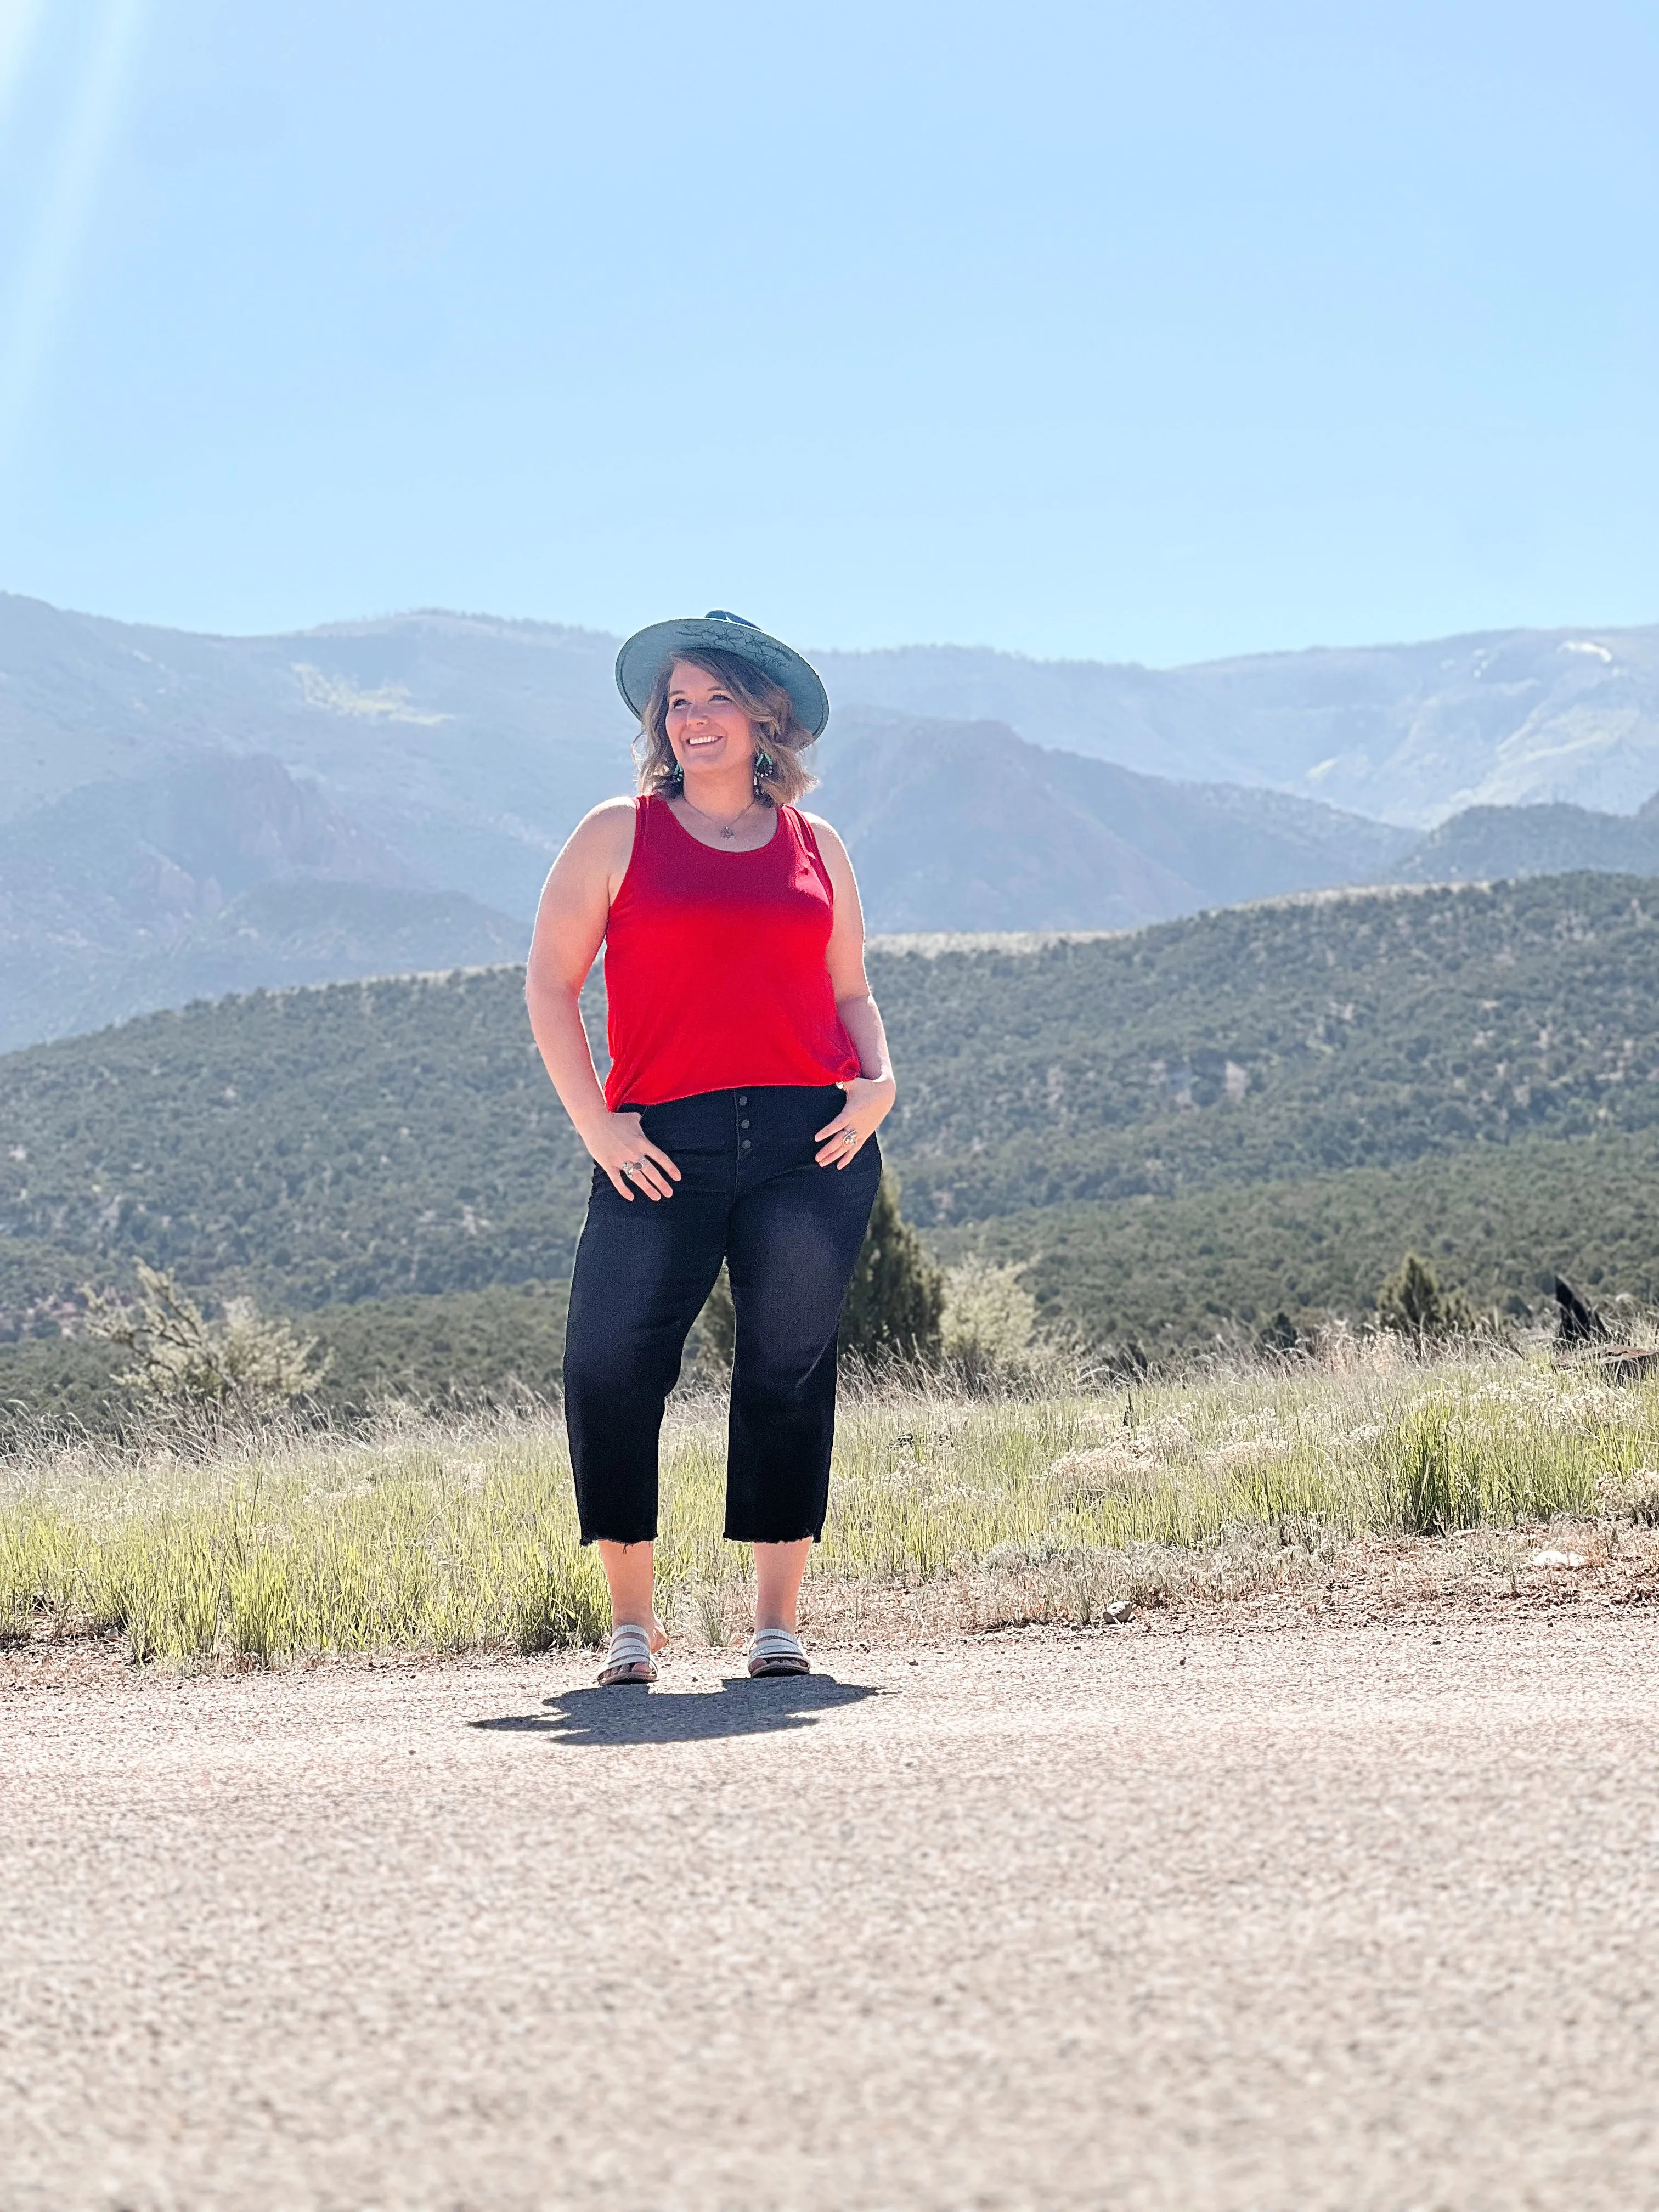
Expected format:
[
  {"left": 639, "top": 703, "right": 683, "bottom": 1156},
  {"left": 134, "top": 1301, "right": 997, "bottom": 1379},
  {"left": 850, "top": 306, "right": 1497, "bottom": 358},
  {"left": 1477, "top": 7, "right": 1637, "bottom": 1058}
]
[{"left": 5, "top": 1346, "right": 1657, "bottom": 1666}]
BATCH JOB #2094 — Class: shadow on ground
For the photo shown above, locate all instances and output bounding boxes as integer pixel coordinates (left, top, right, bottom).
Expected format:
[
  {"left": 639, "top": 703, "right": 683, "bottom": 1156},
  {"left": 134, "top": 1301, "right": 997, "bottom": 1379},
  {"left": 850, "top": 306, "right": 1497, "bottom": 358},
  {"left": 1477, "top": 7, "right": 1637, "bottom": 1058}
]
[{"left": 471, "top": 1673, "right": 882, "bottom": 1746}]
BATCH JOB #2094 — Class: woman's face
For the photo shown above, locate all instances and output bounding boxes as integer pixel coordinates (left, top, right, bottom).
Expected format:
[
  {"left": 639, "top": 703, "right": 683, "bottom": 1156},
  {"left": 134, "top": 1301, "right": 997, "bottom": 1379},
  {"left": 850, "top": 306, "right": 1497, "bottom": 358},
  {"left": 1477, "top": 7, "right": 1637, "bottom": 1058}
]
[{"left": 664, "top": 660, "right": 756, "bottom": 777}]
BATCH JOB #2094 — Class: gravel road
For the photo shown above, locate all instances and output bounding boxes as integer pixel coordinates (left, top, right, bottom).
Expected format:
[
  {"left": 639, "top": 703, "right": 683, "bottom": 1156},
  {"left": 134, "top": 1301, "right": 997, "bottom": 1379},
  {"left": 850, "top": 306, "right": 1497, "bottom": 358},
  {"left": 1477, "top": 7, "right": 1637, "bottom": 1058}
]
[{"left": 4, "top": 1616, "right": 1657, "bottom": 2211}]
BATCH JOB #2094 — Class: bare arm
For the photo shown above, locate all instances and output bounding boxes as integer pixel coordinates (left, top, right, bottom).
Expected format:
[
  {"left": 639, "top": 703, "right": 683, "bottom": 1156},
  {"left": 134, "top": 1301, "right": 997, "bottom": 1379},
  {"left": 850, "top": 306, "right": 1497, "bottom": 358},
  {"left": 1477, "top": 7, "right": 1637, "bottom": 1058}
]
[
  {"left": 806, "top": 815, "right": 898, "bottom": 1168},
  {"left": 524, "top": 800, "right": 680, "bottom": 1201}
]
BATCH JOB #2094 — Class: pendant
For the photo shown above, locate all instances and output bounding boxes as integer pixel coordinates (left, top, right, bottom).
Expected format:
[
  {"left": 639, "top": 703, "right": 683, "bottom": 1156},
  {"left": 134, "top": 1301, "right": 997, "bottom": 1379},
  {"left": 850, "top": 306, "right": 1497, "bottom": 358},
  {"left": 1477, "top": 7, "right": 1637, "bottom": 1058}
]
[{"left": 720, "top": 826, "right": 735, "bottom": 839}]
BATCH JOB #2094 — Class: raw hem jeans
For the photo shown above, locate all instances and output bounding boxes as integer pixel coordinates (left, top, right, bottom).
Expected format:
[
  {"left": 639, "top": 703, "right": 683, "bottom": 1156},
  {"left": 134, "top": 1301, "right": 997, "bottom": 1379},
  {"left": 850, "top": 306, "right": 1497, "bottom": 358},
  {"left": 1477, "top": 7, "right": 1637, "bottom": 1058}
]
[{"left": 562, "top": 1085, "right": 881, "bottom": 1546}]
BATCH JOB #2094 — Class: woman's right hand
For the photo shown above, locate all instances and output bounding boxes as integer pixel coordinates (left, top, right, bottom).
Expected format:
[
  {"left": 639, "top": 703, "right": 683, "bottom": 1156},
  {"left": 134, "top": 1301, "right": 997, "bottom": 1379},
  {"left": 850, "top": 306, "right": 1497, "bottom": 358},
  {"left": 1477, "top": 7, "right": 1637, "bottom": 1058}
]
[{"left": 582, "top": 1111, "right": 680, "bottom": 1201}]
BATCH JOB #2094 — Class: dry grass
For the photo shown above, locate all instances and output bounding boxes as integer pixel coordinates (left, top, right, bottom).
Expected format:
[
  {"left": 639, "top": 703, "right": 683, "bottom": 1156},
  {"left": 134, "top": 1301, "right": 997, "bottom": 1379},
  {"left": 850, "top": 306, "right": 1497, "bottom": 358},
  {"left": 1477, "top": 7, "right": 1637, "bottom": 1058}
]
[{"left": 4, "top": 1340, "right": 1659, "bottom": 1668}]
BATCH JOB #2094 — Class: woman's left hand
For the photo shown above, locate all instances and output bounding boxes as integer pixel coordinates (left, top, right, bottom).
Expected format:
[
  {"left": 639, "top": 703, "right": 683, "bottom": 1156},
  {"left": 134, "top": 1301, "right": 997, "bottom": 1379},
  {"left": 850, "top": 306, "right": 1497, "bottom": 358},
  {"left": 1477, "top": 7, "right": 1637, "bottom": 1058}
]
[{"left": 815, "top": 1074, "right": 896, "bottom": 1169}]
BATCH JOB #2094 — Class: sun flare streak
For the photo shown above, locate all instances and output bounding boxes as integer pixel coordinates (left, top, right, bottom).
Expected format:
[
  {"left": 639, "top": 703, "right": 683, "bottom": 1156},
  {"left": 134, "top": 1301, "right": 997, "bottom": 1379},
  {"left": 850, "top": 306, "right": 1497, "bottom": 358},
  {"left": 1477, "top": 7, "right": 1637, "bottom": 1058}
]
[
  {"left": 0, "top": 0, "right": 49, "bottom": 141},
  {"left": 0, "top": 0, "right": 149, "bottom": 474}
]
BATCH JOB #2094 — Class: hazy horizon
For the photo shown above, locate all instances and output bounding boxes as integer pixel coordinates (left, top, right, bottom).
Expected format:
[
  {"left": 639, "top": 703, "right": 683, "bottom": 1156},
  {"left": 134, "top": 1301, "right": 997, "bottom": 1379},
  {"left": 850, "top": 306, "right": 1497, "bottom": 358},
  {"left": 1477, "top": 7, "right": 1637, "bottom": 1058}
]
[{"left": 8, "top": 582, "right": 1656, "bottom": 678}]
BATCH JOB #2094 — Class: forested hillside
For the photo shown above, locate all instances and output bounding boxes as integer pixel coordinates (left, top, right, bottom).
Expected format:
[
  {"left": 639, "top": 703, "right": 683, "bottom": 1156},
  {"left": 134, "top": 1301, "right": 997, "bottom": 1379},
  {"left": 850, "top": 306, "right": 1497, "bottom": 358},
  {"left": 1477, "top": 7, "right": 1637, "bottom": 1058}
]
[
  {"left": 948, "top": 1126, "right": 1659, "bottom": 1356},
  {"left": 1396, "top": 802, "right": 1659, "bottom": 886},
  {"left": 1, "top": 872, "right": 1656, "bottom": 1380},
  {"left": 868, "top": 874, "right": 1659, "bottom": 1223},
  {"left": 0, "top": 968, "right": 598, "bottom": 1322},
  {"left": 0, "top": 1279, "right": 574, "bottom": 1438}
]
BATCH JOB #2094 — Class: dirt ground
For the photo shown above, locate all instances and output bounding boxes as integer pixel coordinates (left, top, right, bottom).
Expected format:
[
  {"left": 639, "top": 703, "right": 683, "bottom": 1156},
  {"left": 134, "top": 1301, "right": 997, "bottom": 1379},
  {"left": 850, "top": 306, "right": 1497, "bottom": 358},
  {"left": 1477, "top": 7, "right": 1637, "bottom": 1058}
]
[{"left": 3, "top": 1612, "right": 1657, "bottom": 2211}]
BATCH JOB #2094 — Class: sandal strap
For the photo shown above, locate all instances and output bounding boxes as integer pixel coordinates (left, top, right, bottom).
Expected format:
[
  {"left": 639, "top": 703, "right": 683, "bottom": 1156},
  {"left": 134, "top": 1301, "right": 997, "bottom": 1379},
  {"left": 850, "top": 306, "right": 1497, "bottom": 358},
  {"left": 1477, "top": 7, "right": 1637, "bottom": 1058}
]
[
  {"left": 605, "top": 1624, "right": 656, "bottom": 1662},
  {"left": 748, "top": 1628, "right": 806, "bottom": 1661}
]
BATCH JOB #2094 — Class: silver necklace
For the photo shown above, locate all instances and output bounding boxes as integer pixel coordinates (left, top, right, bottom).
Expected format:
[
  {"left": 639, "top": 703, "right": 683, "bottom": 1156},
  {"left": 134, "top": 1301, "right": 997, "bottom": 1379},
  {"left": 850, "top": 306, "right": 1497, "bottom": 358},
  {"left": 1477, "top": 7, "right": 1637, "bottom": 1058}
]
[{"left": 679, "top": 791, "right": 758, "bottom": 841}]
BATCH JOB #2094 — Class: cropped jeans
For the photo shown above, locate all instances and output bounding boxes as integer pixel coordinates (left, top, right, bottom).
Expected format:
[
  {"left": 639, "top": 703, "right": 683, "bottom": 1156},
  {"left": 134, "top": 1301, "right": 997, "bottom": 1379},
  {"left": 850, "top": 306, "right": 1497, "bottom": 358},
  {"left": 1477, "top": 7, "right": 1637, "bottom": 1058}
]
[{"left": 562, "top": 1085, "right": 881, "bottom": 1547}]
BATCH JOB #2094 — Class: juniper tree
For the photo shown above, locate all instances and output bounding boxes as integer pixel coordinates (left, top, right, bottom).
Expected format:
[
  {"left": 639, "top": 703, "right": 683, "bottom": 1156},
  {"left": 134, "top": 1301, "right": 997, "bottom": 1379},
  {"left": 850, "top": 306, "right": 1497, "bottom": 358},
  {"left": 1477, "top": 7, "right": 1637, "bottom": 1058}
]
[
  {"left": 1377, "top": 1252, "right": 1476, "bottom": 1344},
  {"left": 691, "top": 1175, "right": 943, "bottom": 1372},
  {"left": 839, "top": 1174, "right": 944, "bottom": 1367}
]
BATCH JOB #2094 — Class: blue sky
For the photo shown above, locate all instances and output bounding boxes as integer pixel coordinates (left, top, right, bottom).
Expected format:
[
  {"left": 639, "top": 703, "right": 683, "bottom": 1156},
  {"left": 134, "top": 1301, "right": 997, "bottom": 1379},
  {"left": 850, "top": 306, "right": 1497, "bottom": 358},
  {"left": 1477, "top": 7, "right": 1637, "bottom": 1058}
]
[{"left": 0, "top": 0, "right": 1654, "bottom": 663}]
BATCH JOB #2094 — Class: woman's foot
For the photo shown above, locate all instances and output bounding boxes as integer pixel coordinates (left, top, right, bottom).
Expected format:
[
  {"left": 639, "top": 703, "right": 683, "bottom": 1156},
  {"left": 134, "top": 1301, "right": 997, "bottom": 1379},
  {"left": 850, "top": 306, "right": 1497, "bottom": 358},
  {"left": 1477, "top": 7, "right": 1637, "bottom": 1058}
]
[
  {"left": 747, "top": 1627, "right": 810, "bottom": 1678},
  {"left": 598, "top": 1615, "right": 668, "bottom": 1686}
]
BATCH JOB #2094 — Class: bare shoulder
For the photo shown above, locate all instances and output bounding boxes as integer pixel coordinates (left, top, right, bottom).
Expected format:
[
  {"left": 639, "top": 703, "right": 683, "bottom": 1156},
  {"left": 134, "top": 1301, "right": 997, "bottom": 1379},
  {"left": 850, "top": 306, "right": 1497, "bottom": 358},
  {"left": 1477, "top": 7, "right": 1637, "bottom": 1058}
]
[
  {"left": 578, "top": 794, "right": 639, "bottom": 838},
  {"left": 798, "top": 809, "right": 851, "bottom": 865},
  {"left": 561, "top": 795, "right": 638, "bottom": 864}
]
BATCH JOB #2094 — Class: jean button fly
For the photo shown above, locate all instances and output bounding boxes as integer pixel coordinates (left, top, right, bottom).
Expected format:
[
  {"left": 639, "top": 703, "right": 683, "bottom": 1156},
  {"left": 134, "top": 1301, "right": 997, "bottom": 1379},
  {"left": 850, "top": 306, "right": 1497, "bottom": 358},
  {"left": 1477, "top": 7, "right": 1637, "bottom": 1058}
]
[
  {"left": 740, "top": 1118, "right": 749, "bottom": 1129},
  {"left": 741, "top": 1138, "right": 751, "bottom": 1151},
  {"left": 736, "top": 1093, "right": 747, "bottom": 1105}
]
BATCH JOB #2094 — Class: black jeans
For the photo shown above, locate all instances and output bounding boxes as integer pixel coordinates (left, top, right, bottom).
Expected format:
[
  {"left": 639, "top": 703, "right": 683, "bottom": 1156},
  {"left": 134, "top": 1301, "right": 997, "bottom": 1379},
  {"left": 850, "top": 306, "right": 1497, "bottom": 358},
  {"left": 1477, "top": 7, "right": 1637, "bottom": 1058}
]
[{"left": 563, "top": 1085, "right": 881, "bottom": 1546}]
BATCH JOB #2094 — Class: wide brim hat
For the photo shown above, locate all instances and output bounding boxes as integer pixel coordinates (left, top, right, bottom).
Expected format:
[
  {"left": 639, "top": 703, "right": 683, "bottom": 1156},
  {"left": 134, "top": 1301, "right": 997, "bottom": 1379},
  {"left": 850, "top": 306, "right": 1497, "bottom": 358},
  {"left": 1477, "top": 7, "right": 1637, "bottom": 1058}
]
[{"left": 614, "top": 610, "right": 830, "bottom": 740}]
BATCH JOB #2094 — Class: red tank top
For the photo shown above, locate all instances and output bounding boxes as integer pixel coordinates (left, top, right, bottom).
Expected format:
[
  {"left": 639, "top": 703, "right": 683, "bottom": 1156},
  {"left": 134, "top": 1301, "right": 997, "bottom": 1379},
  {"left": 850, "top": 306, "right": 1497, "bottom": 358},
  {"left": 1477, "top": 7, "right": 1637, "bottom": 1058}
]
[{"left": 602, "top": 795, "right": 862, "bottom": 1109}]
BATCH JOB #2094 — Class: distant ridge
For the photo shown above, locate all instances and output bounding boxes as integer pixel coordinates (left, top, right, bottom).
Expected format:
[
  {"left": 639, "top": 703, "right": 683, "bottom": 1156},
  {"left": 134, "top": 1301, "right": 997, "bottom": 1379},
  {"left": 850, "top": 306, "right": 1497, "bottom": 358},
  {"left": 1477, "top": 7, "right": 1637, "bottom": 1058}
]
[
  {"left": 811, "top": 708, "right": 1413, "bottom": 932},
  {"left": 4, "top": 590, "right": 1659, "bottom": 1050},
  {"left": 5, "top": 588, "right": 1659, "bottom": 834},
  {"left": 1396, "top": 802, "right": 1659, "bottom": 885},
  {"left": 816, "top": 622, "right": 1659, "bottom": 821},
  {"left": 0, "top": 751, "right": 526, "bottom": 1051}
]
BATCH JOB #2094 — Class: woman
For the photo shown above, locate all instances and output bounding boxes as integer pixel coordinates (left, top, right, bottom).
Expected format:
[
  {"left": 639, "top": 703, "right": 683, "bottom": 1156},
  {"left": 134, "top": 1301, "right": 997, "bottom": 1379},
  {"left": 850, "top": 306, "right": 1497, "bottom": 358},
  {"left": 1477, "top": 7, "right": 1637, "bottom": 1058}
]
[{"left": 526, "top": 611, "right": 896, "bottom": 1685}]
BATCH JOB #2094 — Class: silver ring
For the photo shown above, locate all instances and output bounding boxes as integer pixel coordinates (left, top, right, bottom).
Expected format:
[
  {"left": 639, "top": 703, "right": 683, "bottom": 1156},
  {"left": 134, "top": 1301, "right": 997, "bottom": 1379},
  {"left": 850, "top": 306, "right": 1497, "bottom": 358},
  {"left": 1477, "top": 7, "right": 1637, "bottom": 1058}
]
[
  {"left": 842, "top": 1128, "right": 859, "bottom": 1147},
  {"left": 622, "top": 1159, "right": 641, "bottom": 1178}
]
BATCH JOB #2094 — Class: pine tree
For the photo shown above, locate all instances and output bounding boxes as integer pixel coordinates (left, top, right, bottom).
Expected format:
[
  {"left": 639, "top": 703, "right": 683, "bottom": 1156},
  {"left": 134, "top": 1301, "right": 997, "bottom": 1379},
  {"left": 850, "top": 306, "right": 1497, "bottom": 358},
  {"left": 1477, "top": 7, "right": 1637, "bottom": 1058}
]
[
  {"left": 839, "top": 1173, "right": 944, "bottom": 1367},
  {"left": 698, "top": 1265, "right": 736, "bottom": 1366},
  {"left": 1377, "top": 1252, "right": 1476, "bottom": 1343}
]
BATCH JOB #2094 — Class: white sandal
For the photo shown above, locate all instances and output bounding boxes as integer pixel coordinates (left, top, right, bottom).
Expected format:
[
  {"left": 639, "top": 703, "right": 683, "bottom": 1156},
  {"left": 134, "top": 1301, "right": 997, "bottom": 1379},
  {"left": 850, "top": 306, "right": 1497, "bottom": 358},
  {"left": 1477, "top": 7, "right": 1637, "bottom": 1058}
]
[
  {"left": 747, "top": 1628, "right": 810, "bottom": 1679},
  {"left": 598, "top": 1623, "right": 658, "bottom": 1686}
]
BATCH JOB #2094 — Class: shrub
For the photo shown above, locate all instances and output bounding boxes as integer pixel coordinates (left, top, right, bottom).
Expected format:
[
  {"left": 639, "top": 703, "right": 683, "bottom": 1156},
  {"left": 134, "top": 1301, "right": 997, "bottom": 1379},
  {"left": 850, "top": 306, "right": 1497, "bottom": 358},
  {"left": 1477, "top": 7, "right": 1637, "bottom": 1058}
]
[
  {"left": 1257, "top": 1310, "right": 1305, "bottom": 1357},
  {"left": 87, "top": 1261, "right": 328, "bottom": 1415},
  {"left": 941, "top": 1257, "right": 1041, "bottom": 1379}
]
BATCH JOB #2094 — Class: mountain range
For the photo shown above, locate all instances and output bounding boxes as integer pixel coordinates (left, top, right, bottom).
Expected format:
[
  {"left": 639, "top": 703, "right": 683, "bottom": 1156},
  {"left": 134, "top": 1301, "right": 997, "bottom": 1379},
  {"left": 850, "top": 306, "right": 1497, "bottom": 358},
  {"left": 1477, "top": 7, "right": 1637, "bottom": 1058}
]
[
  {"left": 816, "top": 625, "right": 1659, "bottom": 822},
  {"left": 4, "top": 592, "right": 1659, "bottom": 1049},
  {"left": 7, "top": 592, "right": 1658, "bottom": 833},
  {"left": 0, "top": 750, "right": 527, "bottom": 1052}
]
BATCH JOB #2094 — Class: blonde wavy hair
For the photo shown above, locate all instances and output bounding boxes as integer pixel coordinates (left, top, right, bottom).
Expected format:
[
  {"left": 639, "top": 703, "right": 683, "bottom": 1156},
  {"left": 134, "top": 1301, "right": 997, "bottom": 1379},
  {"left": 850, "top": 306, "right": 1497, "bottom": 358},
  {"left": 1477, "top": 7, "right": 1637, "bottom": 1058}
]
[{"left": 634, "top": 647, "right": 820, "bottom": 807}]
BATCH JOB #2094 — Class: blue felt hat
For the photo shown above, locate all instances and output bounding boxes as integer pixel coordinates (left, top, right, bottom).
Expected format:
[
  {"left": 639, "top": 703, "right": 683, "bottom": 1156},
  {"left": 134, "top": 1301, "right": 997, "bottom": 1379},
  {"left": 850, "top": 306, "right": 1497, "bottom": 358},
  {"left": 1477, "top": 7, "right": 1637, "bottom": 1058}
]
[{"left": 614, "top": 610, "right": 830, "bottom": 739}]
